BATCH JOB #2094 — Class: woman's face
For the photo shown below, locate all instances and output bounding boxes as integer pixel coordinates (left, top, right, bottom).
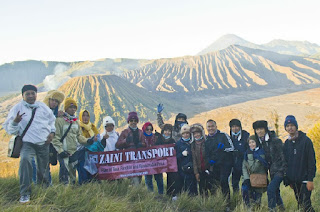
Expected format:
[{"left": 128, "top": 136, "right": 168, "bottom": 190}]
[
  {"left": 49, "top": 98, "right": 59, "bottom": 109},
  {"left": 145, "top": 126, "right": 153, "bottom": 135},
  {"left": 163, "top": 129, "right": 171, "bottom": 138},
  {"left": 82, "top": 111, "right": 90, "bottom": 124},
  {"left": 194, "top": 132, "right": 202, "bottom": 139},
  {"left": 249, "top": 139, "right": 257, "bottom": 150},
  {"left": 182, "top": 132, "right": 190, "bottom": 139}
]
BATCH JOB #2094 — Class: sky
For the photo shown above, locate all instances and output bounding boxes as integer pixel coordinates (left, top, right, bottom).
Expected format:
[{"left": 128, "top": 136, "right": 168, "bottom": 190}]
[{"left": 0, "top": 0, "right": 319, "bottom": 65}]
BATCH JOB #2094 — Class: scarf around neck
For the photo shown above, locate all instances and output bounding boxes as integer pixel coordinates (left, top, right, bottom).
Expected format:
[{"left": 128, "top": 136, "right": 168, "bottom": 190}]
[
  {"left": 80, "top": 121, "right": 95, "bottom": 137},
  {"left": 63, "top": 113, "right": 78, "bottom": 124}
]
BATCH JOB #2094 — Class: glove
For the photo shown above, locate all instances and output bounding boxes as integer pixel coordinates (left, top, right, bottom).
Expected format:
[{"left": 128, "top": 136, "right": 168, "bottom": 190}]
[
  {"left": 283, "top": 175, "right": 290, "bottom": 187},
  {"left": 182, "top": 149, "right": 188, "bottom": 156},
  {"left": 209, "top": 160, "right": 216, "bottom": 165},
  {"left": 205, "top": 170, "right": 210, "bottom": 175},
  {"left": 126, "top": 135, "right": 133, "bottom": 143},
  {"left": 217, "top": 142, "right": 224, "bottom": 149},
  {"left": 87, "top": 138, "right": 94, "bottom": 145},
  {"left": 59, "top": 151, "right": 69, "bottom": 158},
  {"left": 157, "top": 103, "right": 164, "bottom": 113}
]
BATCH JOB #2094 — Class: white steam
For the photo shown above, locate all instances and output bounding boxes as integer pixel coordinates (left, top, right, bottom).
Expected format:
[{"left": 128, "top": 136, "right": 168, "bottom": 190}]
[{"left": 43, "top": 63, "right": 71, "bottom": 90}]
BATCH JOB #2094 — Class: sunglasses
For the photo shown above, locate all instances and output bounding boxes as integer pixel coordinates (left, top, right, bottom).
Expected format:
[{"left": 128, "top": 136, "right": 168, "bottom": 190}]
[
  {"left": 145, "top": 128, "right": 153, "bottom": 131},
  {"left": 129, "top": 119, "right": 138, "bottom": 123}
]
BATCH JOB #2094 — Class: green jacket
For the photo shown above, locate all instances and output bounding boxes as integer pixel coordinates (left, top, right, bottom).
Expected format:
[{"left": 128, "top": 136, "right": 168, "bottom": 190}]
[{"left": 52, "top": 117, "right": 87, "bottom": 155}]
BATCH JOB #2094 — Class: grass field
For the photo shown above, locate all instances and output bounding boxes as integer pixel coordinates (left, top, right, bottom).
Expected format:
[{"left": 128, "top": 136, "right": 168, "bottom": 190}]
[{"left": 0, "top": 170, "right": 319, "bottom": 212}]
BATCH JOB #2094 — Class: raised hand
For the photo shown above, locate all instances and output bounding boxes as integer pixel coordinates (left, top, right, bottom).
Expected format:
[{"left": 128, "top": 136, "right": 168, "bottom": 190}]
[
  {"left": 157, "top": 103, "right": 164, "bottom": 113},
  {"left": 13, "top": 111, "right": 25, "bottom": 123}
]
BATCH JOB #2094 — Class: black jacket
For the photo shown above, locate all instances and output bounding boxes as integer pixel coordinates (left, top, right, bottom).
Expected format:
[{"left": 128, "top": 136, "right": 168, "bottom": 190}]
[
  {"left": 231, "top": 130, "right": 249, "bottom": 170},
  {"left": 259, "top": 130, "right": 286, "bottom": 178},
  {"left": 283, "top": 131, "right": 316, "bottom": 183},
  {"left": 205, "top": 130, "right": 234, "bottom": 168}
]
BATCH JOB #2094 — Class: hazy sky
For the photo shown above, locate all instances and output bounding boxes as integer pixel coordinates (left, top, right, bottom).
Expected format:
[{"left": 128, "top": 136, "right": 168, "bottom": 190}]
[{"left": 0, "top": 0, "right": 319, "bottom": 65}]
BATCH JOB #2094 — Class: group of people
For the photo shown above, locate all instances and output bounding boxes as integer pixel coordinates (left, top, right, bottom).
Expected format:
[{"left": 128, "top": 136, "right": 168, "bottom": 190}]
[{"left": 3, "top": 85, "right": 317, "bottom": 212}]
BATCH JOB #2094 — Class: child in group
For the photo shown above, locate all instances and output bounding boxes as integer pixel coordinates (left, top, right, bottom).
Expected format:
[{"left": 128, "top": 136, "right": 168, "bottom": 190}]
[
  {"left": 175, "top": 124, "right": 198, "bottom": 196},
  {"left": 242, "top": 135, "right": 268, "bottom": 208}
]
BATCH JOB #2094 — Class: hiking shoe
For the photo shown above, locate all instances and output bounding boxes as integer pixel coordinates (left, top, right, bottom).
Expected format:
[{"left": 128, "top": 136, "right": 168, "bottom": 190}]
[
  {"left": 172, "top": 196, "right": 178, "bottom": 201},
  {"left": 19, "top": 195, "right": 30, "bottom": 203}
]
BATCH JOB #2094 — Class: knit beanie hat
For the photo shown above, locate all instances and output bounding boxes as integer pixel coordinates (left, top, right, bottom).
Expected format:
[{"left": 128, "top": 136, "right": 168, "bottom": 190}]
[
  {"left": 142, "top": 122, "right": 153, "bottom": 132},
  {"left": 127, "top": 111, "right": 139, "bottom": 123},
  {"left": 253, "top": 120, "right": 268, "bottom": 131},
  {"left": 180, "top": 124, "right": 190, "bottom": 134},
  {"left": 43, "top": 90, "right": 65, "bottom": 106},
  {"left": 103, "top": 116, "right": 115, "bottom": 126},
  {"left": 64, "top": 97, "right": 78, "bottom": 111},
  {"left": 248, "top": 135, "right": 258, "bottom": 143},
  {"left": 229, "top": 119, "right": 241, "bottom": 128},
  {"left": 284, "top": 115, "right": 298, "bottom": 129},
  {"left": 22, "top": 84, "right": 37, "bottom": 94}
]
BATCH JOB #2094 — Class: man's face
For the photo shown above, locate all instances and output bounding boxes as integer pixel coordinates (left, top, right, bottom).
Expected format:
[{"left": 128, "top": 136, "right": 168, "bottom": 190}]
[
  {"left": 49, "top": 98, "right": 59, "bottom": 109},
  {"left": 255, "top": 128, "right": 266, "bottom": 138},
  {"left": 129, "top": 119, "right": 138, "bottom": 128},
  {"left": 206, "top": 121, "right": 217, "bottom": 135},
  {"left": 66, "top": 105, "right": 77, "bottom": 116},
  {"left": 285, "top": 123, "right": 297, "bottom": 135},
  {"left": 231, "top": 125, "right": 241, "bottom": 134},
  {"left": 23, "top": 90, "right": 37, "bottom": 104},
  {"left": 82, "top": 111, "right": 90, "bottom": 124}
]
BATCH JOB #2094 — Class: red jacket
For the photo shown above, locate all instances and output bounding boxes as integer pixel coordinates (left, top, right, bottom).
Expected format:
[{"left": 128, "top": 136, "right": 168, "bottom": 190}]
[{"left": 116, "top": 128, "right": 146, "bottom": 149}]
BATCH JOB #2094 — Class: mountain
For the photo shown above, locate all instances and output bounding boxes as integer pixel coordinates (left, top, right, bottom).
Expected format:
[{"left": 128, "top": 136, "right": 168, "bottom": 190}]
[
  {"left": 123, "top": 45, "right": 320, "bottom": 93},
  {"left": 197, "top": 34, "right": 261, "bottom": 55},
  {"left": 198, "top": 34, "right": 320, "bottom": 56},
  {"left": 264, "top": 39, "right": 320, "bottom": 56},
  {"left": 0, "top": 58, "right": 151, "bottom": 96},
  {"left": 58, "top": 75, "right": 178, "bottom": 129}
]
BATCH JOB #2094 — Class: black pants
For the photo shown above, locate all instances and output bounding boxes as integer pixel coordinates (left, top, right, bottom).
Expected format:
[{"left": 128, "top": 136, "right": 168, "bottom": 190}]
[
  {"left": 167, "top": 172, "right": 180, "bottom": 196},
  {"left": 293, "top": 183, "right": 314, "bottom": 212},
  {"left": 198, "top": 171, "right": 211, "bottom": 196}
]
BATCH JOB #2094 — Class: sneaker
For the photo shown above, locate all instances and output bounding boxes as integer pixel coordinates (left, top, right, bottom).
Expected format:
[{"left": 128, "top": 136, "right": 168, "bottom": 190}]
[
  {"left": 19, "top": 195, "right": 30, "bottom": 203},
  {"left": 172, "top": 196, "right": 178, "bottom": 201}
]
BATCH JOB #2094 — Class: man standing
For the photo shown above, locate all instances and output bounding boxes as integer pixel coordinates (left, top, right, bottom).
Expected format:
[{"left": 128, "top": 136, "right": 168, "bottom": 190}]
[
  {"left": 205, "top": 120, "right": 234, "bottom": 211},
  {"left": 283, "top": 115, "right": 316, "bottom": 212},
  {"left": 253, "top": 120, "right": 286, "bottom": 211},
  {"left": 3, "top": 85, "right": 56, "bottom": 203},
  {"left": 229, "top": 119, "right": 249, "bottom": 193}
]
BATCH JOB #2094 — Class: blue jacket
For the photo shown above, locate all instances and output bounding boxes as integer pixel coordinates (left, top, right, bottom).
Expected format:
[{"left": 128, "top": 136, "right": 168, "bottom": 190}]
[{"left": 176, "top": 138, "right": 193, "bottom": 177}]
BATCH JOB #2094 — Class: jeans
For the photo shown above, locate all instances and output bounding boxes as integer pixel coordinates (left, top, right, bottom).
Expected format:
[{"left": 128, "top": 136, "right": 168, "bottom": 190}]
[
  {"left": 145, "top": 174, "right": 164, "bottom": 194},
  {"left": 267, "top": 175, "right": 284, "bottom": 210},
  {"left": 58, "top": 155, "right": 71, "bottom": 184},
  {"left": 242, "top": 183, "right": 262, "bottom": 207},
  {"left": 76, "top": 149, "right": 91, "bottom": 185},
  {"left": 19, "top": 142, "right": 49, "bottom": 195},
  {"left": 32, "top": 157, "right": 52, "bottom": 184},
  {"left": 293, "top": 183, "right": 314, "bottom": 212}
]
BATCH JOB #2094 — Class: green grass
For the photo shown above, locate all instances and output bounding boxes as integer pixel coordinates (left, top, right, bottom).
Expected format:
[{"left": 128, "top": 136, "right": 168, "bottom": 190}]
[{"left": 0, "top": 173, "right": 319, "bottom": 212}]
